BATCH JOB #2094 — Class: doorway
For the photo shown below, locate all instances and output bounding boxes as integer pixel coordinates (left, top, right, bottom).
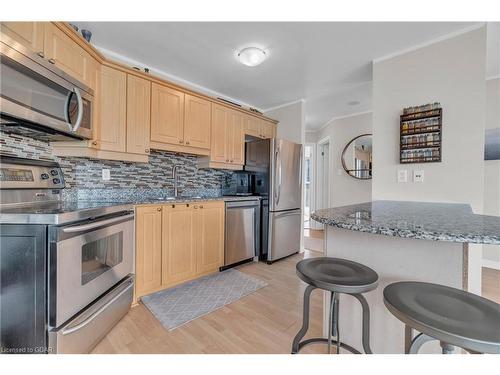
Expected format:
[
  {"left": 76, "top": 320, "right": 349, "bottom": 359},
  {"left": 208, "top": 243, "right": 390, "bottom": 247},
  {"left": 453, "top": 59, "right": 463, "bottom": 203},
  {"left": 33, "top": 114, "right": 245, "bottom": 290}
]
[
  {"left": 303, "top": 143, "right": 315, "bottom": 230},
  {"left": 316, "top": 137, "right": 330, "bottom": 212}
]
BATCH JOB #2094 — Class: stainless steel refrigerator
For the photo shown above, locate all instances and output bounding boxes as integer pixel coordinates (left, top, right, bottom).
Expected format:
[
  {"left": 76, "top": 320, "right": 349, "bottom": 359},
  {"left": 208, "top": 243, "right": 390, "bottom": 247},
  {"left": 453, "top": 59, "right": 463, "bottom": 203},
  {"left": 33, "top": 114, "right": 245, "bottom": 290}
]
[{"left": 245, "top": 138, "right": 303, "bottom": 263}]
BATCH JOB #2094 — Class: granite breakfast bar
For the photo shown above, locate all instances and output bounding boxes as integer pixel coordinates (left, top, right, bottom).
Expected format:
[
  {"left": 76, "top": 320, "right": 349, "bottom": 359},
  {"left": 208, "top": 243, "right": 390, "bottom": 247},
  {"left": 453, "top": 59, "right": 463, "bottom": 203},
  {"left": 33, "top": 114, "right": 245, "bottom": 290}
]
[{"left": 311, "top": 200, "right": 500, "bottom": 354}]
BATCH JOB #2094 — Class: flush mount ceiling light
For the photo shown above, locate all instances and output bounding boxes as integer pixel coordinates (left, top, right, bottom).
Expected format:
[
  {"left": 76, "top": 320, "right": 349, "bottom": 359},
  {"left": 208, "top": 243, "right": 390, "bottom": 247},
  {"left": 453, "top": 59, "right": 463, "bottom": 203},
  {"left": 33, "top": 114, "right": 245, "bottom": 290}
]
[
  {"left": 237, "top": 47, "right": 267, "bottom": 67},
  {"left": 348, "top": 100, "right": 361, "bottom": 106}
]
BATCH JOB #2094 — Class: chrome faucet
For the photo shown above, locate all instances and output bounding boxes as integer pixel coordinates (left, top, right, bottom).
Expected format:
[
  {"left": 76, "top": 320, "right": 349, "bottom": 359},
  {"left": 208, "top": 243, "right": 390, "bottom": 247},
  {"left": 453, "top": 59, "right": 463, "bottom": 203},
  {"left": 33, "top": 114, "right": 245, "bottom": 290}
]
[{"left": 172, "top": 165, "right": 180, "bottom": 198}]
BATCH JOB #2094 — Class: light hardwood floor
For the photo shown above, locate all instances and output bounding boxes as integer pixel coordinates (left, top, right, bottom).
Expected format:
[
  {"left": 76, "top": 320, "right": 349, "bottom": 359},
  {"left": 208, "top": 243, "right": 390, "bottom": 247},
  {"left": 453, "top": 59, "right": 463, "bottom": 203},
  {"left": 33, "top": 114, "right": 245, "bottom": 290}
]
[
  {"left": 92, "top": 250, "right": 327, "bottom": 354},
  {"left": 93, "top": 230, "right": 500, "bottom": 354}
]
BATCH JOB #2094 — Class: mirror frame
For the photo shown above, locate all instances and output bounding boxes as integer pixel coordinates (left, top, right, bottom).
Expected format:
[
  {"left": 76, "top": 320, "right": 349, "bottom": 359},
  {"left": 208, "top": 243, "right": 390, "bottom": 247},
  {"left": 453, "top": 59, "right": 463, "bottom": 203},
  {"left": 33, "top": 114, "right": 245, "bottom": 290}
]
[{"left": 341, "top": 133, "right": 373, "bottom": 180}]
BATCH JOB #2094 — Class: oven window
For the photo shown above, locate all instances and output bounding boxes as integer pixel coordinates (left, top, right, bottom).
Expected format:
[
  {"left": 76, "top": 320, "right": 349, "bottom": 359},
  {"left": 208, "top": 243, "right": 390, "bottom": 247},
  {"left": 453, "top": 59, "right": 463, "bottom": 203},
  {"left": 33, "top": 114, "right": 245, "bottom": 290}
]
[{"left": 81, "top": 232, "right": 123, "bottom": 285}]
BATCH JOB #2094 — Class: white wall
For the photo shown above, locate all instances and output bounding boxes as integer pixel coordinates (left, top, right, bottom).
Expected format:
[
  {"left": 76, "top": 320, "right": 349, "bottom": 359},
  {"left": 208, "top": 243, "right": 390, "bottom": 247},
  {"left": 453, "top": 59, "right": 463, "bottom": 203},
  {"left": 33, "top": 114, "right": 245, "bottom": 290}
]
[
  {"left": 371, "top": 27, "right": 487, "bottom": 294},
  {"left": 372, "top": 27, "right": 487, "bottom": 213},
  {"left": 483, "top": 78, "right": 500, "bottom": 268},
  {"left": 314, "top": 113, "right": 373, "bottom": 208},
  {"left": 264, "top": 100, "right": 305, "bottom": 144}
]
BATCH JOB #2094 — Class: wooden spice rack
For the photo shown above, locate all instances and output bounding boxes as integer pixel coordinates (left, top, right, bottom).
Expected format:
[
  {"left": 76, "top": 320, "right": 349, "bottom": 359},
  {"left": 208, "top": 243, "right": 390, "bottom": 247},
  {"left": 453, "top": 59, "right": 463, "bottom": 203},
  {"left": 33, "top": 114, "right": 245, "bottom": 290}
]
[{"left": 400, "top": 107, "right": 442, "bottom": 164}]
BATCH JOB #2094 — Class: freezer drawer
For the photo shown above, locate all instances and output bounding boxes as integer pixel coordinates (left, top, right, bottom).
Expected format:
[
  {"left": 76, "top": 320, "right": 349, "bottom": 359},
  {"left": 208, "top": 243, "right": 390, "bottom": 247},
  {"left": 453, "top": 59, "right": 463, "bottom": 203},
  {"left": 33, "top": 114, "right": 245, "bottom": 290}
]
[
  {"left": 48, "top": 275, "right": 134, "bottom": 354},
  {"left": 268, "top": 209, "right": 301, "bottom": 262}
]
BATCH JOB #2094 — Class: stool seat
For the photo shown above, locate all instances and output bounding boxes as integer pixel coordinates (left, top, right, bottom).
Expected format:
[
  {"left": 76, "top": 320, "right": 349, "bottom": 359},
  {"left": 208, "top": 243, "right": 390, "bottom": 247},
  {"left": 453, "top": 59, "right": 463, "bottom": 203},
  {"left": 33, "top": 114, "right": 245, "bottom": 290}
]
[
  {"left": 296, "top": 257, "right": 379, "bottom": 294},
  {"left": 384, "top": 281, "right": 500, "bottom": 354}
]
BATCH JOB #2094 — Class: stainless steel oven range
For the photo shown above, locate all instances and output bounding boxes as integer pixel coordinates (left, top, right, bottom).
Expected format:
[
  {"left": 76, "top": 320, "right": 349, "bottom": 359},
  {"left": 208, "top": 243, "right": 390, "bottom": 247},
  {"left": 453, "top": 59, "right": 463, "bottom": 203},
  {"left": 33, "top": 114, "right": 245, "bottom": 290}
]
[{"left": 0, "top": 156, "right": 134, "bottom": 354}]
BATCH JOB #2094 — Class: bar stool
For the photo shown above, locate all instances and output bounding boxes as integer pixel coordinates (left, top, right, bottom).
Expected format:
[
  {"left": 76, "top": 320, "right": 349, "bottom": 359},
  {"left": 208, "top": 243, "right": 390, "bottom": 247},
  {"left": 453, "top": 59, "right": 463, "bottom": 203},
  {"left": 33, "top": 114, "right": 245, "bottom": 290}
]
[
  {"left": 384, "top": 281, "right": 500, "bottom": 354},
  {"left": 291, "top": 257, "right": 379, "bottom": 354}
]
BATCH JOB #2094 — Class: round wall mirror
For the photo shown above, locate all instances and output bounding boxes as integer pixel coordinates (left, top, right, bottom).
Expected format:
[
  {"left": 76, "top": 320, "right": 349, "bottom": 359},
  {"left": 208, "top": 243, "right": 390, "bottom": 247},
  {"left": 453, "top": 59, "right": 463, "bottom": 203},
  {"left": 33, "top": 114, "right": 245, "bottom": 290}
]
[{"left": 341, "top": 134, "right": 373, "bottom": 180}]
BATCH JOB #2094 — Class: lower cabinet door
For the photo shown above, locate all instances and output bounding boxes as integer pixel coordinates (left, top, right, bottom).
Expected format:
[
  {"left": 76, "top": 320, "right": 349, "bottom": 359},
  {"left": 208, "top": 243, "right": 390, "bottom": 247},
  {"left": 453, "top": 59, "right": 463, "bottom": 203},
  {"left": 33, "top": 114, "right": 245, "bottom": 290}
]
[
  {"left": 162, "top": 205, "right": 197, "bottom": 286},
  {"left": 196, "top": 201, "right": 225, "bottom": 274},
  {"left": 135, "top": 206, "right": 163, "bottom": 297}
]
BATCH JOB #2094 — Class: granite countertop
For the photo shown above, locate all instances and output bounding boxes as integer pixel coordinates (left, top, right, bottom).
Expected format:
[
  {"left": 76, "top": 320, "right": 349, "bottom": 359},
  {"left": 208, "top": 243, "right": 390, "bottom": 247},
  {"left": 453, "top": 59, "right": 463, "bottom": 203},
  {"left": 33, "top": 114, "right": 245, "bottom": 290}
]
[{"left": 311, "top": 200, "right": 500, "bottom": 245}]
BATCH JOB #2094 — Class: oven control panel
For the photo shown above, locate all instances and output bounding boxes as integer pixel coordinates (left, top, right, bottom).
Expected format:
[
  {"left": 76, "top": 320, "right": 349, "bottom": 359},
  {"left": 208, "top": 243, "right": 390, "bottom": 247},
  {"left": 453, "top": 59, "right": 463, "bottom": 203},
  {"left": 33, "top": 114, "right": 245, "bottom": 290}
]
[{"left": 0, "top": 158, "right": 65, "bottom": 189}]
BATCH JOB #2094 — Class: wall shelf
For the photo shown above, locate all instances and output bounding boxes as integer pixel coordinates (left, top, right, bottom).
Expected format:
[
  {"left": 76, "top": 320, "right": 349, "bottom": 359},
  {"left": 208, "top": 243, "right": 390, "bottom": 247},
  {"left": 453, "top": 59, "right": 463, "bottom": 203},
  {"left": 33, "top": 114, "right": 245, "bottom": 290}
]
[{"left": 400, "top": 106, "right": 442, "bottom": 164}]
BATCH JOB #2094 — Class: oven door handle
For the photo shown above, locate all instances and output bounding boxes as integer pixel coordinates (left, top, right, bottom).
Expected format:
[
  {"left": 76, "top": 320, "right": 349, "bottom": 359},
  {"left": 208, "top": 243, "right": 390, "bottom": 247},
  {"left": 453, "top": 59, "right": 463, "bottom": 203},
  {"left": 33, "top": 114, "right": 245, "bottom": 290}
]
[
  {"left": 61, "top": 279, "right": 134, "bottom": 336},
  {"left": 62, "top": 213, "right": 134, "bottom": 233}
]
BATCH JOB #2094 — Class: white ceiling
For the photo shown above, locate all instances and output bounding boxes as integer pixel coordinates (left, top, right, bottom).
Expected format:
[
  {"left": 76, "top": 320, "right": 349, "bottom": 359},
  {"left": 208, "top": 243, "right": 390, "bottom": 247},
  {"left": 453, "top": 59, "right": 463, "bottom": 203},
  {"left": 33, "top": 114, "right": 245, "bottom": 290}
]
[{"left": 74, "top": 22, "right": 498, "bottom": 130}]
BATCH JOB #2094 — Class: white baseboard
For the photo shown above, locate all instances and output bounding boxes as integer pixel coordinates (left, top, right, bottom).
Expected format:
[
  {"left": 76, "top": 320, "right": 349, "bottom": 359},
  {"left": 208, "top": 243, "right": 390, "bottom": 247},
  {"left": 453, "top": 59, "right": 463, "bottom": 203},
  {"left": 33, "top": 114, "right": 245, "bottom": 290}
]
[{"left": 482, "top": 259, "right": 500, "bottom": 270}]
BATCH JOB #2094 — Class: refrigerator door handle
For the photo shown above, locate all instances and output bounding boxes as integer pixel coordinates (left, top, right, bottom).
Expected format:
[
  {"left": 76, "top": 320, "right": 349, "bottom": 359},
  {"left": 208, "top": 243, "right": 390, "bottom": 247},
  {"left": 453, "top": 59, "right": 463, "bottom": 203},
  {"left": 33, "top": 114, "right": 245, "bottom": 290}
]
[{"left": 275, "top": 147, "right": 282, "bottom": 206}]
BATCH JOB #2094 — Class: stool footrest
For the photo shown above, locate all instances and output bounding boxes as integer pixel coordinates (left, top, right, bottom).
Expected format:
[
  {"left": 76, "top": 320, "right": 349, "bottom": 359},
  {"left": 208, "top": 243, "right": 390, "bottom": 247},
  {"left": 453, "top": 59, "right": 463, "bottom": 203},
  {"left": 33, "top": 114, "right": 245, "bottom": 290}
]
[{"left": 292, "top": 338, "right": 361, "bottom": 354}]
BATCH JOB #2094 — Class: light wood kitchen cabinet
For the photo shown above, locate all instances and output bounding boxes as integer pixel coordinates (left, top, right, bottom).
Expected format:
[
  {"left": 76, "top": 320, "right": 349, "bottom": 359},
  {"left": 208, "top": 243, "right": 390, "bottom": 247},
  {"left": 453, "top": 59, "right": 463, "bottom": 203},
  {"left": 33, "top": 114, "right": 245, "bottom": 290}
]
[
  {"left": 184, "top": 94, "right": 211, "bottom": 149},
  {"left": 201, "top": 104, "right": 244, "bottom": 169},
  {"left": 228, "top": 110, "right": 245, "bottom": 165},
  {"left": 195, "top": 201, "right": 225, "bottom": 275},
  {"left": 244, "top": 115, "right": 276, "bottom": 139},
  {"left": 210, "top": 104, "right": 229, "bottom": 163},
  {"left": 151, "top": 83, "right": 185, "bottom": 146},
  {"left": 261, "top": 120, "right": 277, "bottom": 138},
  {"left": 126, "top": 75, "right": 151, "bottom": 155},
  {"left": 43, "top": 23, "right": 97, "bottom": 90},
  {"left": 135, "top": 201, "right": 225, "bottom": 299},
  {"left": 98, "top": 65, "right": 127, "bottom": 152},
  {"left": 0, "top": 22, "right": 45, "bottom": 55},
  {"left": 135, "top": 206, "right": 163, "bottom": 297},
  {"left": 161, "top": 204, "right": 198, "bottom": 286}
]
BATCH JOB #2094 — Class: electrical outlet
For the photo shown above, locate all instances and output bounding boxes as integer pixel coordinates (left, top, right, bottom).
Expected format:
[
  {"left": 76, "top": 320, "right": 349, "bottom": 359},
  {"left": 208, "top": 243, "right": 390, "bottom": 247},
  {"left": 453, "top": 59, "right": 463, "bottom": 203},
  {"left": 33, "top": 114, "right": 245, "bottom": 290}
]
[
  {"left": 102, "top": 169, "right": 111, "bottom": 181},
  {"left": 397, "top": 169, "right": 408, "bottom": 183},
  {"left": 414, "top": 170, "right": 424, "bottom": 183}
]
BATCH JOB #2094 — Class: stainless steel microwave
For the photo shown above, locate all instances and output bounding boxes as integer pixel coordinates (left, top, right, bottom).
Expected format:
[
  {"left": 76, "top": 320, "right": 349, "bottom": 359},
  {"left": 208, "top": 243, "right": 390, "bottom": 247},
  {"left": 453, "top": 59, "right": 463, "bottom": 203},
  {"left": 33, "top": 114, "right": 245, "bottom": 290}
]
[{"left": 0, "top": 38, "right": 94, "bottom": 141}]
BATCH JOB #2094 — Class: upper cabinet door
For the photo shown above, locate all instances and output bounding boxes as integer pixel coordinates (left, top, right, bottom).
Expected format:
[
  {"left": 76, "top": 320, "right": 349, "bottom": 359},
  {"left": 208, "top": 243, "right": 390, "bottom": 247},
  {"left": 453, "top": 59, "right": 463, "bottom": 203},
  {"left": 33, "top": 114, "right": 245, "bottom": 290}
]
[
  {"left": 126, "top": 75, "right": 151, "bottom": 155},
  {"left": 244, "top": 115, "right": 262, "bottom": 138},
  {"left": 151, "top": 83, "right": 185, "bottom": 145},
  {"left": 210, "top": 104, "right": 228, "bottom": 163},
  {"left": 261, "top": 120, "right": 276, "bottom": 139},
  {"left": 43, "top": 24, "right": 94, "bottom": 89},
  {"left": 184, "top": 94, "right": 211, "bottom": 149},
  {"left": 98, "top": 66, "right": 127, "bottom": 152},
  {"left": 229, "top": 110, "right": 245, "bottom": 165},
  {"left": 0, "top": 22, "right": 45, "bottom": 55}
]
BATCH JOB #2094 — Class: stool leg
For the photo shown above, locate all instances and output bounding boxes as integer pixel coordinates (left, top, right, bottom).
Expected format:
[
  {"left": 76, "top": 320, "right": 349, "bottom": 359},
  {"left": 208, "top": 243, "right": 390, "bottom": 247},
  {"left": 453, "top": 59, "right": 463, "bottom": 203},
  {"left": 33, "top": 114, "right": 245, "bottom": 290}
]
[
  {"left": 328, "top": 292, "right": 334, "bottom": 354},
  {"left": 292, "top": 285, "right": 316, "bottom": 354},
  {"left": 404, "top": 325, "right": 413, "bottom": 354},
  {"left": 332, "top": 293, "right": 340, "bottom": 354},
  {"left": 352, "top": 293, "right": 373, "bottom": 354},
  {"left": 408, "top": 333, "right": 435, "bottom": 354}
]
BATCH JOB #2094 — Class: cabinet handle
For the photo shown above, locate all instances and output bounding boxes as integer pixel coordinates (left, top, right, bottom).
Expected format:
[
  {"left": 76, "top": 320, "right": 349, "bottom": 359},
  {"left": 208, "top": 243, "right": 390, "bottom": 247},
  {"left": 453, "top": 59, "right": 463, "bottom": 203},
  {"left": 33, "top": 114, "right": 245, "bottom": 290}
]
[
  {"left": 186, "top": 141, "right": 190, "bottom": 145},
  {"left": 186, "top": 204, "right": 190, "bottom": 207},
  {"left": 179, "top": 140, "right": 184, "bottom": 144},
  {"left": 48, "top": 58, "right": 56, "bottom": 64},
  {"left": 157, "top": 207, "right": 162, "bottom": 211},
  {"left": 37, "top": 51, "right": 45, "bottom": 58},
  {"left": 200, "top": 205, "right": 204, "bottom": 209},
  {"left": 91, "top": 140, "right": 98, "bottom": 146},
  {"left": 171, "top": 204, "right": 175, "bottom": 208},
  {"left": 226, "top": 159, "right": 229, "bottom": 162},
  {"left": 145, "top": 148, "right": 150, "bottom": 153},
  {"left": 194, "top": 205, "right": 198, "bottom": 209},
  {"left": 230, "top": 159, "right": 234, "bottom": 163}
]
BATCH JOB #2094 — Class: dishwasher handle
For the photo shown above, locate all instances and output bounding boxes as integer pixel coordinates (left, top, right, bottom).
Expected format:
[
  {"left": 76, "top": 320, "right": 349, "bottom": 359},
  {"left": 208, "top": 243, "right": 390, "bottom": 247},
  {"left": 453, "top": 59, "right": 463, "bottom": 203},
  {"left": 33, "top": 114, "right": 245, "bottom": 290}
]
[
  {"left": 62, "top": 213, "right": 134, "bottom": 233},
  {"left": 225, "top": 200, "right": 260, "bottom": 209}
]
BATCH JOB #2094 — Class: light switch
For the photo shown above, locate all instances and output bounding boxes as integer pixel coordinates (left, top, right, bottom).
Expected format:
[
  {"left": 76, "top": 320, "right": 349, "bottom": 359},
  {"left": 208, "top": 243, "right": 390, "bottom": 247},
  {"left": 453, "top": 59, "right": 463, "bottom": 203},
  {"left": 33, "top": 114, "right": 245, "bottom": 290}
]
[
  {"left": 397, "top": 169, "right": 408, "bottom": 183},
  {"left": 414, "top": 170, "right": 424, "bottom": 183},
  {"left": 102, "top": 169, "right": 111, "bottom": 181}
]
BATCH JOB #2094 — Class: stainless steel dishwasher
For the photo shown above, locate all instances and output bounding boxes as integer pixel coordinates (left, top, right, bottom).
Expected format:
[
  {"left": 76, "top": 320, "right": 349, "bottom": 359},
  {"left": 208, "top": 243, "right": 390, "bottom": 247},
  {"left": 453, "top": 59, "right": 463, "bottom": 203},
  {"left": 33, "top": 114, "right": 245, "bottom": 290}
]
[{"left": 223, "top": 199, "right": 260, "bottom": 269}]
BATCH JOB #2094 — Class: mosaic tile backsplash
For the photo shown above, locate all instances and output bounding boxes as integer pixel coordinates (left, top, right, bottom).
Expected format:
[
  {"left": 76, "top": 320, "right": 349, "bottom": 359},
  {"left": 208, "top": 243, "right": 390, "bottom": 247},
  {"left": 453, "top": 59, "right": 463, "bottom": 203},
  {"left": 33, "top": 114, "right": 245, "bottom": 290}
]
[{"left": 0, "top": 131, "right": 235, "bottom": 200}]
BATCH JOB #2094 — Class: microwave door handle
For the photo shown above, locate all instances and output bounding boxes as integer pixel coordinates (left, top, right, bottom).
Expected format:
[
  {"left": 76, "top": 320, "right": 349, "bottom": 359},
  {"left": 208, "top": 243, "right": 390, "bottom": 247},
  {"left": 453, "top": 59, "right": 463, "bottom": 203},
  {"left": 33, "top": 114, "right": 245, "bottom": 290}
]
[
  {"left": 61, "top": 280, "right": 134, "bottom": 336},
  {"left": 63, "top": 91, "right": 73, "bottom": 130},
  {"left": 72, "top": 87, "right": 84, "bottom": 132},
  {"left": 62, "top": 213, "right": 134, "bottom": 233}
]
